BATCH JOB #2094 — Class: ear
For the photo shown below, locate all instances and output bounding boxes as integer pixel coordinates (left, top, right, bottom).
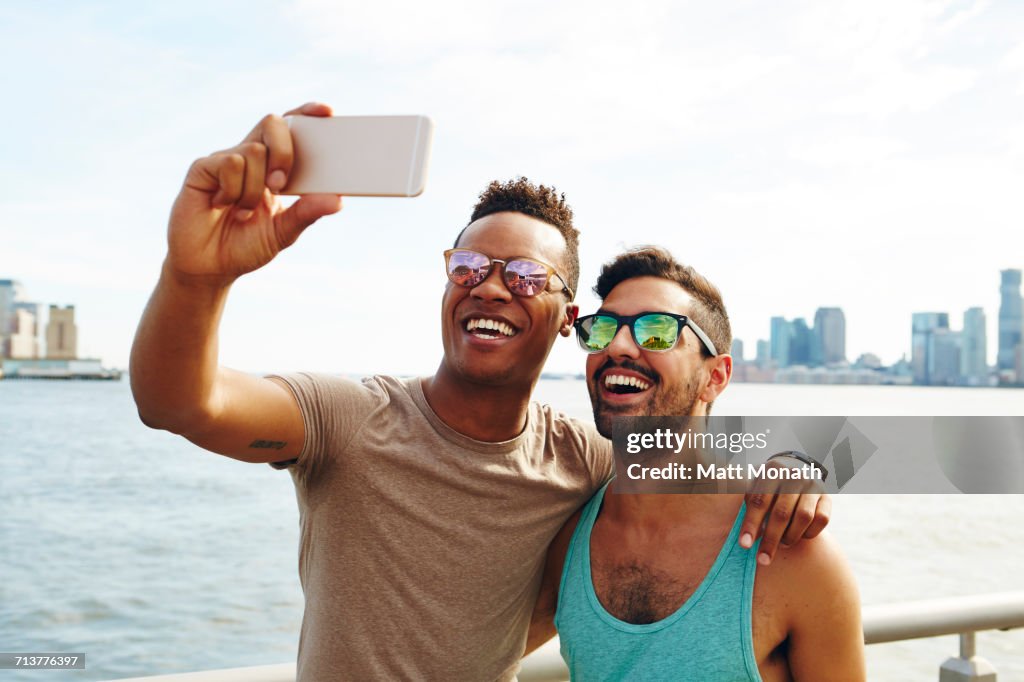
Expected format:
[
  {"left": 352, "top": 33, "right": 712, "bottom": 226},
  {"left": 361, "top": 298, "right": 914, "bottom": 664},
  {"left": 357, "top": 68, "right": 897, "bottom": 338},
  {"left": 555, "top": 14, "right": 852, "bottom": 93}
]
[
  {"left": 699, "top": 354, "right": 733, "bottom": 403},
  {"left": 560, "top": 304, "right": 579, "bottom": 337}
]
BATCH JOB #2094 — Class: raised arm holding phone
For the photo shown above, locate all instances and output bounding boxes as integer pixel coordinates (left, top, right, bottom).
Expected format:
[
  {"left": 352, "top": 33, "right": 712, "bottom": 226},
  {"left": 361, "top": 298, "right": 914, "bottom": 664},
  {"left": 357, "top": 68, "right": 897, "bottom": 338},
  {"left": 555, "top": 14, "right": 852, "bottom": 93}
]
[
  {"left": 131, "top": 102, "right": 341, "bottom": 462},
  {"left": 130, "top": 102, "right": 834, "bottom": 681}
]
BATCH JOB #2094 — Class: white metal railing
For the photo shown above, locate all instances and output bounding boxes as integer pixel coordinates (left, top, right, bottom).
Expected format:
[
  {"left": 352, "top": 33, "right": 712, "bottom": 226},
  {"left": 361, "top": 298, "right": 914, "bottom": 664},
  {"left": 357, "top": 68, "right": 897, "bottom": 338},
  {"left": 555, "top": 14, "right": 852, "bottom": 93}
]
[
  {"left": 862, "top": 592, "right": 1024, "bottom": 644},
  {"left": 103, "top": 591, "right": 1024, "bottom": 682}
]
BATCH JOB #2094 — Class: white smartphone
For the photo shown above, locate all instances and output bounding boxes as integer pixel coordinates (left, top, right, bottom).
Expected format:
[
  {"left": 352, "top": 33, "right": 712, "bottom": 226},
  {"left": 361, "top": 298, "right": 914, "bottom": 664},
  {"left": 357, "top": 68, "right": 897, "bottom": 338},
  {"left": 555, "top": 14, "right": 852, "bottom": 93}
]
[{"left": 280, "top": 115, "right": 434, "bottom": 197}]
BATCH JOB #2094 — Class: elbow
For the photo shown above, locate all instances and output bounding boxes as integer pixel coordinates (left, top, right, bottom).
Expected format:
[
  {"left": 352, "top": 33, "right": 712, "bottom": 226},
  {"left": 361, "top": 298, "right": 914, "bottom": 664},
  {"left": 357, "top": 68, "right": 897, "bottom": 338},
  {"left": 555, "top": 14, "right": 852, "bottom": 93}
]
[
  {"left": 129, "top": 379, "right": 176, "bottom": 433},
  {"left": 129, "top": 373, "right": 215, "bottom": 436},
  {"left": 135, "top": 405, "right": 215, "bottom": 438},
  {"left": 134, "top": 404, "right": 184, "bottom": 434},
  {"left": 132, "top": 398, "right": 214, "bottom": 437},
  {"left": 135, "top": 406, "right": 175, "bottom": 433}
]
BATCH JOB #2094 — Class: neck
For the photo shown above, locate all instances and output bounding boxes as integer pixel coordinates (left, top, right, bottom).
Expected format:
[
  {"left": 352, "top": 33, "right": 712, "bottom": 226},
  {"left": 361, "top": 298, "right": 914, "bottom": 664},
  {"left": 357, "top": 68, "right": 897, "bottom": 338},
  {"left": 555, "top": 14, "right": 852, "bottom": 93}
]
[
  {"left": 602, "top": 485, "right": 743, "bottom": 530},
  {"left": 422, "top": 361, "right": 537, "bottom": 442}
]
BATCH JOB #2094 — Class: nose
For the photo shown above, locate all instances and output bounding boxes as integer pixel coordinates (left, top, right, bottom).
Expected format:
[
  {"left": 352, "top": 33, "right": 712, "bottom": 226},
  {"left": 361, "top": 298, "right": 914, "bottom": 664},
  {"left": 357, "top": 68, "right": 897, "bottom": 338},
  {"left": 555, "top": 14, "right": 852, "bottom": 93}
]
[
  {"left": 471, "top": 264, "right": 513, "bottom": 303},
  {"left": 604, "top": 323, "right": 640, "bottom": 361}
]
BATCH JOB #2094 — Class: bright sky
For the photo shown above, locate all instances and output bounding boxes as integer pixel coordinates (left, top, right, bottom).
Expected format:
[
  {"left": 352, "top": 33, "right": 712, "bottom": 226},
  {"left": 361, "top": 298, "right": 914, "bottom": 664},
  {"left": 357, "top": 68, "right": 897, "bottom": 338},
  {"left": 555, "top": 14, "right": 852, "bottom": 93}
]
[{"left": 2, "top": 1, "right": 1022, "bottom": 375}]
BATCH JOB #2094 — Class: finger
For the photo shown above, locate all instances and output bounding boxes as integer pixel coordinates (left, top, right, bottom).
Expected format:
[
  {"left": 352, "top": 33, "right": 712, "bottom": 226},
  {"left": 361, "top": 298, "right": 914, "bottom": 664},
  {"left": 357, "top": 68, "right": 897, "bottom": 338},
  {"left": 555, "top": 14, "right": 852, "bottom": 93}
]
[
  {"left": 273, "top": 194, "right": 343, "bottom": 248},
  {"left": 740, "top": 475, "right": 776, "bottom": 549},
  {"left": 803, "top": 494, "right": 832, "bottom": 539},
  {"left": 283, "top": 101, "right": 333, "bottom": 117},
  {"left": 758, "top": 492, "right": 799, "bottom": 566},
  {"left": 780, "top": 492, "right": 819, "bottom": 547},
  {"left": 186, "top": 153, "right": 245, "bottom": 207},
  {"left": 244, "top": 114, "right": 294, "bottom": 193},
  {"left": 236, "top": 141, "right": 268, "bottom": 213}
]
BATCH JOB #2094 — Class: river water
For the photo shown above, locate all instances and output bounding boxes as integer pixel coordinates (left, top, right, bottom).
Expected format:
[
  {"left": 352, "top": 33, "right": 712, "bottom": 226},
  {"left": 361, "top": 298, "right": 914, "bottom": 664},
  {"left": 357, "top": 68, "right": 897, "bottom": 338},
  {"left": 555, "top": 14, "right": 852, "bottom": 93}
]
[{"left": 1, "top": 378, "right": 1022, "bottom": 681}]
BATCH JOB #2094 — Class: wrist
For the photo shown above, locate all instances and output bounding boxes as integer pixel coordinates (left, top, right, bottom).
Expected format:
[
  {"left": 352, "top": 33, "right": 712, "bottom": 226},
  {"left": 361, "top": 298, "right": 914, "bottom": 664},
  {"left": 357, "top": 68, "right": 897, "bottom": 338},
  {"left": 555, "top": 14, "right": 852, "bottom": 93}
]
[
  {"left": 161, "top": 259, "right": 237, "bottom": 293},
  {"left": 767, "top": 450, "right": 829, "bottom": 481}
]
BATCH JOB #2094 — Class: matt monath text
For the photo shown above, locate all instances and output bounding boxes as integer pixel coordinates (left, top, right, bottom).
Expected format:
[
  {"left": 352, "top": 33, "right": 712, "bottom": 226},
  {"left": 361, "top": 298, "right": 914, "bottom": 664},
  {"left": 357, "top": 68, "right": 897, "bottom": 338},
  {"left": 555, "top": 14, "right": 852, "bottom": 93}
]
[{"left": 626, "top": 462, "right": 824, "bottom": 481}]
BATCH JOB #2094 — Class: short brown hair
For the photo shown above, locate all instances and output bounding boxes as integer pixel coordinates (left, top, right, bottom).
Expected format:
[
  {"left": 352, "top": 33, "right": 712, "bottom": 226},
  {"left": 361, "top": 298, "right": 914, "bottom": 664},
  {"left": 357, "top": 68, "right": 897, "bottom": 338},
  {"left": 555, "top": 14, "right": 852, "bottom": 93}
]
[
  {"left": 594, "top": 246, "right": 731, "bottom": 359},
  {"left": 455, "top": 177, "right": 580, "bottom": 298}
]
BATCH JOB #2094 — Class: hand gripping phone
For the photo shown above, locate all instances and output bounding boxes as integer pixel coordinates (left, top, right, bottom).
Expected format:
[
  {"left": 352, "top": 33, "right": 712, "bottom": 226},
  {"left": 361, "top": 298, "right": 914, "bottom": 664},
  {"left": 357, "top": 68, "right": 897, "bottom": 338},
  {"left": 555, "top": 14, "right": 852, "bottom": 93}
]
[{"left": 280, "top": 115, "right": 434, "bottom": 197}]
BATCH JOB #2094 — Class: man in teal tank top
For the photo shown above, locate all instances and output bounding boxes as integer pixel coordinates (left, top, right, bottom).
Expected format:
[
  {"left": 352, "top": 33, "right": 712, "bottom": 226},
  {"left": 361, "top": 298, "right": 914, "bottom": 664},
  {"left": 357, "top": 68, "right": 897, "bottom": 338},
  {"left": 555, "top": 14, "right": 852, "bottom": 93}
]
[{"left": 529, "top": 247, "right": 865, "bottom": 681}]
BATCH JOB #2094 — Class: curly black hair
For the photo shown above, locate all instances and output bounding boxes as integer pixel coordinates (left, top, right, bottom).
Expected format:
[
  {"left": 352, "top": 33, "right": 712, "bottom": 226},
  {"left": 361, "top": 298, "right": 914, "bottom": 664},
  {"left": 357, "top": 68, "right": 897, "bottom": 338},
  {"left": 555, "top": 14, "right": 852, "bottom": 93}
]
[{"left": 454, "top": 177, "right": 580, "bottom": 298}]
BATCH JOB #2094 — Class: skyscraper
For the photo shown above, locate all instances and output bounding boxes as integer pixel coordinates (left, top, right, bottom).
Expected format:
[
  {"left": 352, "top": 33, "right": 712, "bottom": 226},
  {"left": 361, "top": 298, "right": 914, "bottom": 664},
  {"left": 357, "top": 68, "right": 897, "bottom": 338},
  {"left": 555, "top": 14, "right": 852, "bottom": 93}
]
[
  {"left": 730, "top": 338, "right": 744, "bottom": 362},
  {"left": 789, "top": 318, "right": 813, "bottom": 366},
  {"left": 0, "top": 279, "right": 25, "bottom": 358},
  {"left": 929, "top": 328, "right": 962, "bottom": 386},
  {"left": 756, "top": 339, "right": 770, "bottom": 369},
  {"left": 46, "top": 305, "right": 78, "bottom": 360},
  {"left": 8, "top": 308, "right": 39, "bottom": 359},
  {"left": 813, "top": 307, "right": 846, "bottom": 366},
  {"left": 770, "top": 317, "right": 790, "bottom": 368},
  {"left": 12, "top": 301, "right": 45, "bottom": 358},
  {"left": 912, "top": 312, "right": 949, "bottom": 385},
  {"left": 998, "top": 269, "right": 1022, "bottom": 371},
  {"left": 961, "top": 307, "right": 987, "bottom": 384}
]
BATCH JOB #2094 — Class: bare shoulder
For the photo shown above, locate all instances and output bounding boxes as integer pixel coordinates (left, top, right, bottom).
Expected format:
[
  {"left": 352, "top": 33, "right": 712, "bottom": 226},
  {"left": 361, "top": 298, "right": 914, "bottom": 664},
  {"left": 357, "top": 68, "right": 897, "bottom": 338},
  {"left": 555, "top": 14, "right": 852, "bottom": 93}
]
[
  {"left": 752, "top": 529, "right": 865, "bottom": 680},
  {"left": 761, "top": 531, "right": 857, "bottom": 603},
  {"left": 773, "top": 530, "right": 848, "bottom": 578}
]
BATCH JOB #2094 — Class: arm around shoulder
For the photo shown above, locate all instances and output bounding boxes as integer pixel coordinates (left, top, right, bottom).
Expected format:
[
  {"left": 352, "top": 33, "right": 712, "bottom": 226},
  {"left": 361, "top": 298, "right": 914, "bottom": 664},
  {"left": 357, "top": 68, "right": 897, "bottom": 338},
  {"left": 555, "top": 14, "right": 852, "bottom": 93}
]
[{"left": 525, "top": 508, "right": 582, "bottom": 656}]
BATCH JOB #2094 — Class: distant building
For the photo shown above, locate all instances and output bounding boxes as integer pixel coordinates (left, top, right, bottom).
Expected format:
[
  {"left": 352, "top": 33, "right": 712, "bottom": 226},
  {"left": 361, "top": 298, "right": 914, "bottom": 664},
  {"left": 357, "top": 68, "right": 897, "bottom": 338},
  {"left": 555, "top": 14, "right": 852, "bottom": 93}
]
[
  {"left": 770, "top": 317, "right": 790, "bottom": 368},
  {"left": 0, "top": 357, "right": 120, "bottom": 380},
  {"left": 911, "top": 312, "right": 949, "bottom": 385},
  {"left": 8, "top": 308, "right": 39, "bottom": 359},
  {"left": 998, "top": 269, "right": 1022, "bottom": 371},
  {"left": 813, "top": 307, "right": 846, "bottom": 365},
  {"left": 755, "top": 339, "right": 770, "bottom": 369},
  {"left": 1017, "top": 344, "right": 1024, "bottom": 385},
  {"left": 0, "top": 279, "right": 24, "bottom": 329},
  {"left": 789, "top": 318, "right": 813, "bottom": 366},
  {"left": 13, "top": 301, "right": 45, "bottom": 357},
  {"left": 46, "top": 305, "right": 78, "bottom": 359},
  {"left": 0, "top": 279, "right": 25, "bottom": 357},
  {"left": 961, "top": 307, "right": 988, "bottom": 385},
  {"left": 929, "top": 328, "right": 962, "bottom": 386},
  {"left": 855, "top": 353, "right": 882, "bottom": 369},
  {"left": 731, "top": 339, "right": 744, "bottom": 362}
]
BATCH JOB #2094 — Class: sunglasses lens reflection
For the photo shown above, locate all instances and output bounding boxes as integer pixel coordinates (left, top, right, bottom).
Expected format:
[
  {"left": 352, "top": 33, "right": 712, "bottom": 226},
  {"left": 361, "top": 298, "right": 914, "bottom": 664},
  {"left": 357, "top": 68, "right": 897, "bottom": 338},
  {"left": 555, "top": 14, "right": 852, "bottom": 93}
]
[
  {"left": 505, "top": 260, "right": 549, "bottom": 297},
  {"left": 448, "top": 251, "right": 490, "bottom": 287},
  {"left": 580, "top": 315, "right": 618, "bottom": 351},
  {"left": 577, "top": 314, "right": 680, "bottom": 352},
  {"left": 634, "top": 314, "right": 678, "bottom": 350}
]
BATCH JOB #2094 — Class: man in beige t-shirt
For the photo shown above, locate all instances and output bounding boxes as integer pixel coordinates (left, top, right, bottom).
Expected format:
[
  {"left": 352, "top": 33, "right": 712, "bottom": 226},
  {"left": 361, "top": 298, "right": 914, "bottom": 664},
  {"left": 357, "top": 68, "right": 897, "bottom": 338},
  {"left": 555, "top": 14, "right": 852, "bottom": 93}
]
[{"left": 130, "top": 102, "right": 830, "bottom": 680}]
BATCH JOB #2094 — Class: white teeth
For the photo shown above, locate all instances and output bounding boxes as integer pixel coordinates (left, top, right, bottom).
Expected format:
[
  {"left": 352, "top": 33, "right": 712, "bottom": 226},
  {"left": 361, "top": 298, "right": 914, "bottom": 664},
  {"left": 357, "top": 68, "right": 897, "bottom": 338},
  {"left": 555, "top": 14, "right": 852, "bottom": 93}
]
[
  {"left": 466, "top": 318, "right": 516, "bottom": 337},
  {"left": 604, "top": 374, "right": 651, "bottom": 390}
]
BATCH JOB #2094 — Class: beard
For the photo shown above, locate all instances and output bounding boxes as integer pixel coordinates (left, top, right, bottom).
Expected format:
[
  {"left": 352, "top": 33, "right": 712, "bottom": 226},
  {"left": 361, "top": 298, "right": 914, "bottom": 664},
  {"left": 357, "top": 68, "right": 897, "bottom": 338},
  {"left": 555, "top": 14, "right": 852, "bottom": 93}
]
[{"left": 589, "top": 359, "right": 703, "bottom": 439}]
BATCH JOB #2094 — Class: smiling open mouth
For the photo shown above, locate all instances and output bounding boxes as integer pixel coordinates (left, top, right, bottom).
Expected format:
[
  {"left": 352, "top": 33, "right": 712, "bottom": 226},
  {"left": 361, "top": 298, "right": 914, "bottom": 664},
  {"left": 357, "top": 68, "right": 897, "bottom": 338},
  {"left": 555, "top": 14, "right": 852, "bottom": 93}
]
[
  {"left": 603, "top": 374, "right": 652, "bottom": 395},
  {"left": 465, "top": 318, "right": 518, "bottom": 339}
]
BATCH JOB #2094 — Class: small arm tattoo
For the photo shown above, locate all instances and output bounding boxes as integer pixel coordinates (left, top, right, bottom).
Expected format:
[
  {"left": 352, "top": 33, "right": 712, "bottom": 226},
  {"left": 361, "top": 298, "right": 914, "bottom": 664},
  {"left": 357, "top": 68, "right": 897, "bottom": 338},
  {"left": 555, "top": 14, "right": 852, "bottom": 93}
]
[{"left": 249, "top": 439, "right": 287, "bottom": 450}]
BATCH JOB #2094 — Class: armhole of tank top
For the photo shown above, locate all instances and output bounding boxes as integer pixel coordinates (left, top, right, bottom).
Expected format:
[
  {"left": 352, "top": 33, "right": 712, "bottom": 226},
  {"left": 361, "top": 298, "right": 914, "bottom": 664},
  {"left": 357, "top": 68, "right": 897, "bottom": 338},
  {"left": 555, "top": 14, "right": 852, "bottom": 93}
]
[
  {"left": 555, "top": 491, "right": 603, "bottom": 625},
  {"left": 741, "top": 538, "right": 764, "bottom": 682}
]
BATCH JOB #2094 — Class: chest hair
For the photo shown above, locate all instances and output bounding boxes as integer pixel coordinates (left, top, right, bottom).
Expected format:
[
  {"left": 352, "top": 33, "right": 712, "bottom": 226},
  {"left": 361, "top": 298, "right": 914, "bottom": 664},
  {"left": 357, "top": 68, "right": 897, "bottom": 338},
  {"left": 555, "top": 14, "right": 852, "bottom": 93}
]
[{"left": 590, "top": 559, "right": 699, "bottom": 625}]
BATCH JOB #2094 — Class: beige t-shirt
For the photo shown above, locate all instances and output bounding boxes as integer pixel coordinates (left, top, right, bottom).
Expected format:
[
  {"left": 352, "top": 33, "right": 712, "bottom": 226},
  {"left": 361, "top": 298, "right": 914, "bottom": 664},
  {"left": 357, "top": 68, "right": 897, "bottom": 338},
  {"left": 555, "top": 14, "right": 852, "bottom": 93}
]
[{"left": 268, "top": 373, "right": 612, "bottom": 681}]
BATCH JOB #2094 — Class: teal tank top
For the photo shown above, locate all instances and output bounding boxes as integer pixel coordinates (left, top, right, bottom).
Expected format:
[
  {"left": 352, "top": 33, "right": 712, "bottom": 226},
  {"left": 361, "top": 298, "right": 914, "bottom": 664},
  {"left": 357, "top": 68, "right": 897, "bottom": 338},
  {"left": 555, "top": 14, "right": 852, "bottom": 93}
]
[{"left": 555, "top": 482, "right": 763, "bottom": 681}]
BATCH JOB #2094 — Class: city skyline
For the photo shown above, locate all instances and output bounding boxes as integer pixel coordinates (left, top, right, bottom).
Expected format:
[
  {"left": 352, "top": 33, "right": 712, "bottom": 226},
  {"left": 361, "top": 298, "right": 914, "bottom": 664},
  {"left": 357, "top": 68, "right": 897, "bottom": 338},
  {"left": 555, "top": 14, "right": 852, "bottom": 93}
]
[
  {"left": 732, "top": 267, "right": 1022, "bottom": 387},
  {"left": 5, "top": 264, "right": 1021, "bottom": 385},
  {"left": 2, "top": 2, "right": 1022, "bottom": 375}
]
